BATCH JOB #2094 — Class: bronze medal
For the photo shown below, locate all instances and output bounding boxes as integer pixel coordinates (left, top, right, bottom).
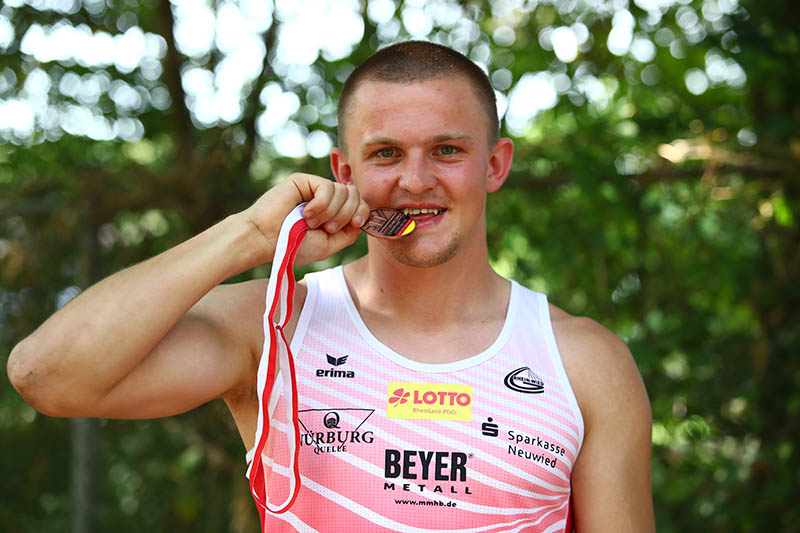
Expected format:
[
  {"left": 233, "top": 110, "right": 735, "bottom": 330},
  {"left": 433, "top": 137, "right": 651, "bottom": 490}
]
[{"left": 361, "top": 208, "right": 416, "bottom": 239}]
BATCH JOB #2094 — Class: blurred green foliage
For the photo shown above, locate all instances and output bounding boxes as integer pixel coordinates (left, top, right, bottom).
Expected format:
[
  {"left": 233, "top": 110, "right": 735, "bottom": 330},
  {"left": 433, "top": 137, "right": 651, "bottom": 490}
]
[{"left": 1, "top": 0, "right": 798, "bottom": 531}]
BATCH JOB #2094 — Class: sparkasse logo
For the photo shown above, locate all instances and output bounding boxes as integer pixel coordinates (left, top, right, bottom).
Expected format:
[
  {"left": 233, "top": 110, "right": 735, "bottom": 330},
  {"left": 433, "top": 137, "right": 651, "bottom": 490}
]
[{"left": 387, "top": 383, "right": 473, "bottom": 421}]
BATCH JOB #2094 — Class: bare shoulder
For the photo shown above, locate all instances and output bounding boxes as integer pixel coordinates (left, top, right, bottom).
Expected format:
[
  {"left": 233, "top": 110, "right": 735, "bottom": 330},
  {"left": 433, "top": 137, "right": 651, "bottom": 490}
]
[
  {"left": 201, "top": 278, "right": 309, "bottom": 448},
  {"left": 549, "top": 304, "right": 654, "bottom": 531},
  {"left": 192, "top": 279, "right": 267, "bottom": 346},
  {"left": 194, "top": 278, "right": 309, "bottom": 356},
  {"left": 548, "top": 304, "right": 650, "bottom": 432}
]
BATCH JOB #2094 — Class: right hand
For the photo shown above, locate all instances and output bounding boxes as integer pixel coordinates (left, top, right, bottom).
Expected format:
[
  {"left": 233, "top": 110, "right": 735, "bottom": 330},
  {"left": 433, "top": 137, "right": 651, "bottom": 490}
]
[{"left": 241, "top": 173, "right": 370, "bottom": 265}]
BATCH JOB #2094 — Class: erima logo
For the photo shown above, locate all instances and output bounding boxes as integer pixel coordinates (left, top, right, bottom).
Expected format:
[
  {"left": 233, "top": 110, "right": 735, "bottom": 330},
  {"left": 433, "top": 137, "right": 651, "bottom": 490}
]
[
  {"left": 316, "top": 353, "right": 354, "bottom": 378},
  {"left": 326, "top": 354, "right": 348, "bottom": 366},
  {"left": 504, "top": 367, "right": 545, "bottom": 394}
]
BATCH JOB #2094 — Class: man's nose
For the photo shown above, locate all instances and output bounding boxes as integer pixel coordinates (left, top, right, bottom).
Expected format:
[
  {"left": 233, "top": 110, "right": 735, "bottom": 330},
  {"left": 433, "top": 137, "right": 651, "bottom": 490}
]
[{"left": 397, "top": 152, "right": 436, "bottom": 194}]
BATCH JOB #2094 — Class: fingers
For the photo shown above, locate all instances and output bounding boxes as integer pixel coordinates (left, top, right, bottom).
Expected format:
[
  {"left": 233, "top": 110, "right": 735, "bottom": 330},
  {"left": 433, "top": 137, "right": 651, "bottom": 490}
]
[
  {"left": 322, "top": 184, "right": 369, "bottom": 233},
  {"left": 346, "top": 187, "right": 371, "bottom": 229},
  {"left": 249, "top": 173, "right": 370, "bottom": 265},
  {"left": 302, "top": 180, "right": 343, "bottom": 229},
  {"left": 299, "top": 178, "right": 368, "bottom": 234}
]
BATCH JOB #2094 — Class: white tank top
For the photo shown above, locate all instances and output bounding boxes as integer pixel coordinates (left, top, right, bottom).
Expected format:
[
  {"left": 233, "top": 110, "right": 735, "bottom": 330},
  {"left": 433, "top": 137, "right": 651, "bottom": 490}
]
[{"left": 247, "top": 266, "right": 584, "bottom": 532}]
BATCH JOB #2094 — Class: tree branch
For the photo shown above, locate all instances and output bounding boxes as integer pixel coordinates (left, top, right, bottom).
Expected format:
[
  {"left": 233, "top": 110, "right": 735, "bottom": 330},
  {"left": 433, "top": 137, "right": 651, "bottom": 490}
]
[
  {"left": 238, "top": 13, "right": 280, "bottom": 177},
  {"left": 505, "top": 162, "right": 795, "bottom": 190},
  {"left": 156, "top": 0, "right": 194, "bottom": 168}
]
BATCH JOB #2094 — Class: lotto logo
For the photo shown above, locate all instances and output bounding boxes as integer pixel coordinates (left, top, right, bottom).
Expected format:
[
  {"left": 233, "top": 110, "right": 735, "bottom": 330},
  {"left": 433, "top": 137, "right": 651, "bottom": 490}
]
[
  {"left": 389, "top": 389, "right": 411, "bottom": 405},
  {"left": 387, "top": 383, "right": 473, "bottom": 421}
]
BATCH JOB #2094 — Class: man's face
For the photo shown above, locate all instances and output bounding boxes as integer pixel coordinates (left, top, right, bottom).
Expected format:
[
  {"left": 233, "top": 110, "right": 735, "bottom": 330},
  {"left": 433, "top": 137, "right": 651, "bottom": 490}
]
[{"left": 332, "top": 76, "right": 510, "bottom": 268}]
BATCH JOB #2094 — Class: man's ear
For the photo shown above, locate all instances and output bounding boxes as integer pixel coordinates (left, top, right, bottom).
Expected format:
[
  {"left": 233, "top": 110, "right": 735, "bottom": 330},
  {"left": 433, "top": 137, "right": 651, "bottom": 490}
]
[
  {"left": 330, "top": 148, "right": 353, "bottom": 185},
  {"left": 486, "top": 138, "right": 514, "bottom": 193}
]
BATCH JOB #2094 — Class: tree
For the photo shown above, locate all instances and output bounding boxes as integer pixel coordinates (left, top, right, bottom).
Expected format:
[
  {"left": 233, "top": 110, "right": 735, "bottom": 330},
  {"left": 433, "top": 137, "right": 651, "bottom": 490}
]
[{"left": 1, "top": 0, "right": 797, "bottom": 531}]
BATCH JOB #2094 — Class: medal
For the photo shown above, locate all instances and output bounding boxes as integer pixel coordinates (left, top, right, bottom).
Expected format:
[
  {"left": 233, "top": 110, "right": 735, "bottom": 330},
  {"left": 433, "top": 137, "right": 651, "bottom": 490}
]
[{"left": 361, "top": 208, "right": 416, "bottom": 238}]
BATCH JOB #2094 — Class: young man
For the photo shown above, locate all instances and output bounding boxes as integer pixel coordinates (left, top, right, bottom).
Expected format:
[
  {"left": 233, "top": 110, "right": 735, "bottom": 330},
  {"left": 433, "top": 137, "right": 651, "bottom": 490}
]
[{"left": 8, "top": 42, "right": 654, "bottom": 531}]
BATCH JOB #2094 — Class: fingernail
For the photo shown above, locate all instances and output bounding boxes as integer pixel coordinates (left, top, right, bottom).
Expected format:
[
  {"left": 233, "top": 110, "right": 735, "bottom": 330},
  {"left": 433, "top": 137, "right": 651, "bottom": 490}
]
[
  {"left": 325, "top": 222, "right": 338, "bottom": 233},
  {"left": 305, "top": 217, "right": 317, "bottom": 228},
  {"left": 353, "top": 215, "right": 364, "bottom": 227}
]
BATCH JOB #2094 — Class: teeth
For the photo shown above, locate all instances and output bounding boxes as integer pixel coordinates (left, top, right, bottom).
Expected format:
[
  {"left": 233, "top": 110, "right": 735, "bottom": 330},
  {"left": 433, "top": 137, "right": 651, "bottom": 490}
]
[{"left": 402, "top": 208, "right": 443, "bottom": 216}]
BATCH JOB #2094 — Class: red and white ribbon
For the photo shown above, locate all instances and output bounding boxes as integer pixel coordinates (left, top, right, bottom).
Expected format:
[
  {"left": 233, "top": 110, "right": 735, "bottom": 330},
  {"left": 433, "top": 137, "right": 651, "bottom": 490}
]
[{"left": 246, "top": 203, "right": 308, "bottom": 523}]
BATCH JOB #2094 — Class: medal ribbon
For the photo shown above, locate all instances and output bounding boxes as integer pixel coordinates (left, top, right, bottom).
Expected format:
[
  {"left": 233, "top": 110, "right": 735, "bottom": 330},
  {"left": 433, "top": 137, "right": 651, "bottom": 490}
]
[{"left": 246, "top": 203, "right": 307, "bottom": 523}]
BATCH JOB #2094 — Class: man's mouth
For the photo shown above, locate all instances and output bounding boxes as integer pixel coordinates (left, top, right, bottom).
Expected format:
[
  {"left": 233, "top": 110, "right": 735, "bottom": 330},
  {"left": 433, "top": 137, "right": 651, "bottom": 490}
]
[{"left": 400, "top": 208, "right": 445, "bottom": 217}]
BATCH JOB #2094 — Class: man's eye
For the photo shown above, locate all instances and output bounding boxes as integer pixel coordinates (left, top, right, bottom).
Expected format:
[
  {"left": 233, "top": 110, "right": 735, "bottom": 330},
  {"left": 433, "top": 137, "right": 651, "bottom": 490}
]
[
  {"left": 376, "top": 148, "right": 395, "bottom": 158},
  {"left": 439, "top": 145, "right": 458, "bottom": 156}
]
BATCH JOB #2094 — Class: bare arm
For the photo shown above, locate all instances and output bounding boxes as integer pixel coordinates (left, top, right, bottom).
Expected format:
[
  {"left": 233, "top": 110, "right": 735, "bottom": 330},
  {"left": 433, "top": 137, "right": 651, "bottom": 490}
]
[
  {"left": 6, "top": 173, "right": 369, "bottom": 419},
  {"left": 553, "top": 312, "right": 655, "bottom": 533}
]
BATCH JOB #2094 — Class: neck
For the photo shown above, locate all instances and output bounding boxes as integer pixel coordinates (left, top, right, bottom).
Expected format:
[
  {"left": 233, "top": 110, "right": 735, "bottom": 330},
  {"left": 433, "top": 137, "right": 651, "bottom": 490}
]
[{"left": 343, "top": 238, "right": 508, "bottom": 327}]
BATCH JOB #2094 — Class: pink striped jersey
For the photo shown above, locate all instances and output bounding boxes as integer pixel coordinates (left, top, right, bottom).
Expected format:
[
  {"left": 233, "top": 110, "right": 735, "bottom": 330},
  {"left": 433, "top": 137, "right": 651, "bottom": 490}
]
[{"left": 246, "top": 266, "right": 584, "bottom": 532}]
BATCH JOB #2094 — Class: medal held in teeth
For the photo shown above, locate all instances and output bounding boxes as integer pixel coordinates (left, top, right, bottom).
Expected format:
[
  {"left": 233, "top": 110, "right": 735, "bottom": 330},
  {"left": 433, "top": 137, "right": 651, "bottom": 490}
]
[{"left": 361, "top": 208, "right": 416, "bottom": 239}]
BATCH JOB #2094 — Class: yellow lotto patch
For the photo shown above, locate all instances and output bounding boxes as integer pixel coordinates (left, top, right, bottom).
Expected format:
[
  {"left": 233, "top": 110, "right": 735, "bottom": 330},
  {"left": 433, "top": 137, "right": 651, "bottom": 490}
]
[{"left": 387, "top": 382, "right": 473, "bottom": 421}]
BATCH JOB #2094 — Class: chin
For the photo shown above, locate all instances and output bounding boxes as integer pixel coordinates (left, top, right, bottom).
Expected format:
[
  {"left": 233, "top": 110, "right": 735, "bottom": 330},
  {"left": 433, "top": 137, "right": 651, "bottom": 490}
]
[{"left": 388, "top": 239, "right": 460, "bottom": 269}]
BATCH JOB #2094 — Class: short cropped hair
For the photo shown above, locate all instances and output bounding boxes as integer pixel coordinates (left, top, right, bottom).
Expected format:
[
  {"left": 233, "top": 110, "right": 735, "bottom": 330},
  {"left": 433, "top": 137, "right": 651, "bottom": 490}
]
[{"left": 337, "top": 41, "right": 499, "bottom": 150}]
